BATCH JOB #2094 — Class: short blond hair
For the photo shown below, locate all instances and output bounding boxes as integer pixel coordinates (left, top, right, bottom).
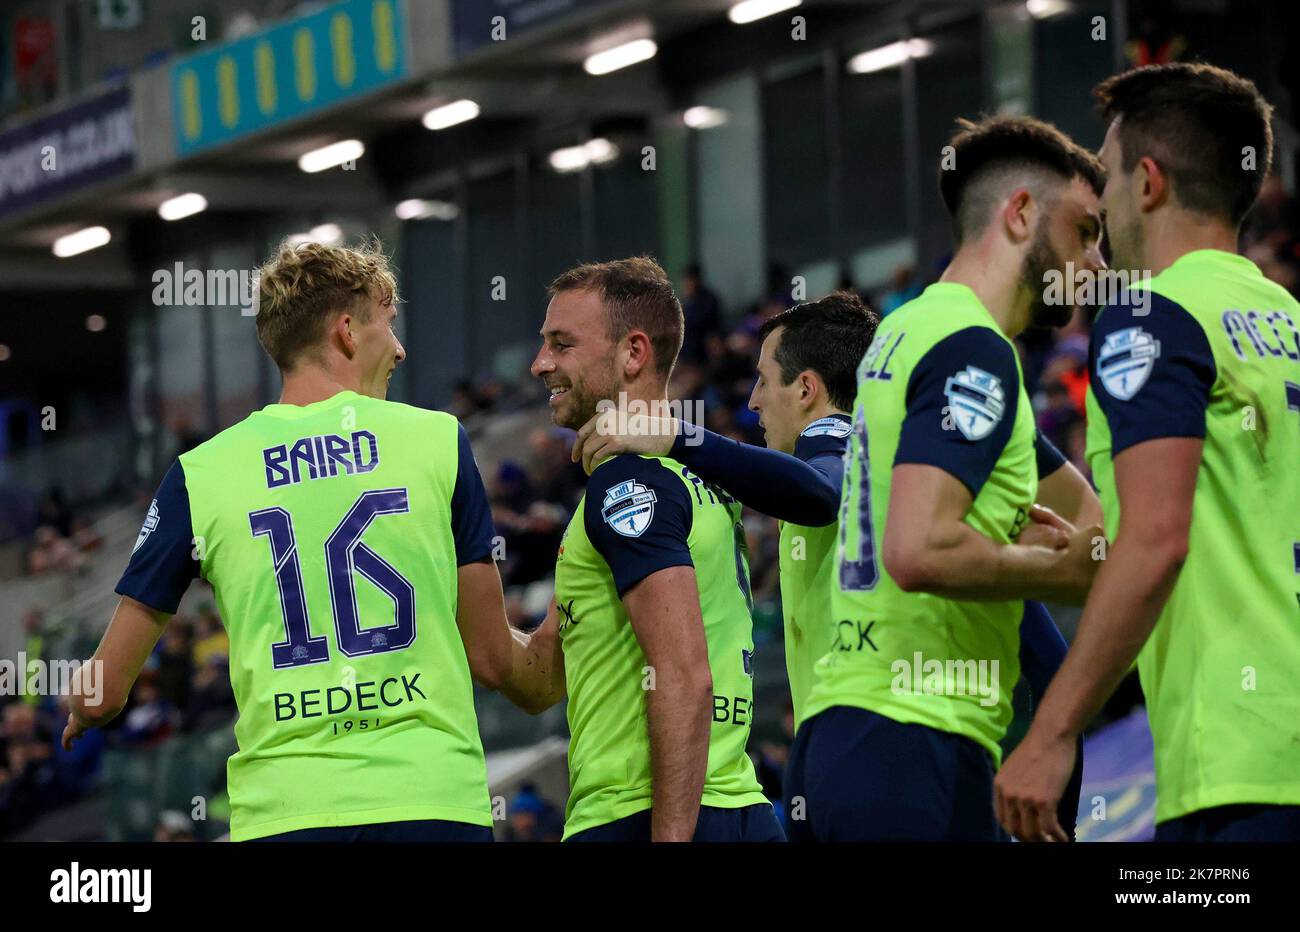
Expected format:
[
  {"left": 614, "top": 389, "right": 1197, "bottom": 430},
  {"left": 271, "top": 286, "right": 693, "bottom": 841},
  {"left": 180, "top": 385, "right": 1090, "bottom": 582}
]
[{"left": 256, "top": 237, "right": 399, "bottom": 372}]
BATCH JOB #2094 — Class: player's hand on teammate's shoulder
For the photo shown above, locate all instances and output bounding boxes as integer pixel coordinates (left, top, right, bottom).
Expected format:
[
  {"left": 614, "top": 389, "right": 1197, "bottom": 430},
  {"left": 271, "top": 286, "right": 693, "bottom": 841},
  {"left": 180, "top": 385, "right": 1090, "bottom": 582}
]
[{"left": 571, "top": 410, "right": 679, "bottom": 475}]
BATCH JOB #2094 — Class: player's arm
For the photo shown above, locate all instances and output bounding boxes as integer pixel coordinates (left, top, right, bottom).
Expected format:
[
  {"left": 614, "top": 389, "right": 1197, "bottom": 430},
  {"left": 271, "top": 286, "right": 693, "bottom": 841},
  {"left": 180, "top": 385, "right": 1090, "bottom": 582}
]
[
  {"left": 500, "top": 600, "right": 566, "bottom": 714},
  {"left": 454, "top": 559, "right": 513, "bottom": 690},
  {"left": 1034, "top": 430, "right": 1103, "bottom": 529},
  {"left": 64, "top": 596, "right": 171, "bottom": 747},
  {"left": 65, "top": 461, "right": 199, "bottom": 749},
  {"left": 882, "top": 328, "right": 1100, "bottom": 604},
  {"left": 447, "top": 422, "right": 542, "bottom": 694},
  {"left": 624, "top": 566, "right": 713, "bottom": 843},
  {"left": 997, "top": 297, "right": 1213, "bottom": 841},
  {"left": 572, "top": 415, "right": 840, "bottom": 526},
  {"left": 587, "top": 455, "right": 710, "bottom": 842}
]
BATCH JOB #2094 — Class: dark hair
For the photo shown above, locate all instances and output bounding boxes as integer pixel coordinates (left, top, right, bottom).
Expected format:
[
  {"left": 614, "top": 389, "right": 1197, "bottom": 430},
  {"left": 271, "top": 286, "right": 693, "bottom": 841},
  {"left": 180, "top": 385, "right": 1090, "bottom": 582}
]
[
  {"left": 938, "top": 115, "right": 1105, "bottom": 246},
  {"left": 757, "top": 291, "right": 879, "bottom": 411},
  {"left": 1094, "top": 62, "right": 1273, "bottom": 225},
  {"left": 548, "top": 256, "right": 684, "bottom": 378}
]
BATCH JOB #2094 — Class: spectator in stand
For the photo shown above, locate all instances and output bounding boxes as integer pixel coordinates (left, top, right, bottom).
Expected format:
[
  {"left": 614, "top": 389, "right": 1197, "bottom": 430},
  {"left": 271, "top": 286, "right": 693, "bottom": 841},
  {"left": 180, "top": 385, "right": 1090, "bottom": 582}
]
[
  {"left": 680, "top": 263, "right": 722, "bottom": 366},
  {"left": 185, "top": 656, "right": 237, "bottom": 733},
  {"left": 1038, "top": 380, "right": 1084, "bottom": 457},
  {"left": 192, "top": 606, "right": 229, "bottom": 667},
  {"left": 26, "top": 525, "right": 86, "bottom": 576},
  {"left": 154, "top": 810, "right": 197, "bottom": 842},
  {"left": 0, "top": 701, "right": 60, "bottom": 834},
  {"left": 116, "top": 673, "right": 178, "bottom": 748},
  {"left": 879, "top": 264, "right": 924, "bottom": 316},
  {"left": 503, "top": 782, "right": 563, "bottom": 842},
  {"left": 36, "top": 489, "right": 73, "bottom": 538},
  {"left": 1243, "top": 175, "right": 1300, "bottom": 296},
  {"left": 155, "top": 619, "right": 195, "bottom": 713}
]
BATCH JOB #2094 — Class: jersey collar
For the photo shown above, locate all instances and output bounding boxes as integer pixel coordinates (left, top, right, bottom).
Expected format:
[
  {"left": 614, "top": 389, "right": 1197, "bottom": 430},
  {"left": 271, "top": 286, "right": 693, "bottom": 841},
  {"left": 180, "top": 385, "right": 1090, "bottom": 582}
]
[{"left": 257, "top": 390, "right": 362, "bottom": 419}]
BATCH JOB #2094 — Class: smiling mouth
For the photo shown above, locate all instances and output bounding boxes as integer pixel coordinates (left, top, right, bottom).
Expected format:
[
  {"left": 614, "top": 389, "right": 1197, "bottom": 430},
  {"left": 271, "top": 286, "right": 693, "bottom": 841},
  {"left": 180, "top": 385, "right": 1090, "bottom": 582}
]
[{"left": 548, "top": 385, "right": 569, "bottom": 401}]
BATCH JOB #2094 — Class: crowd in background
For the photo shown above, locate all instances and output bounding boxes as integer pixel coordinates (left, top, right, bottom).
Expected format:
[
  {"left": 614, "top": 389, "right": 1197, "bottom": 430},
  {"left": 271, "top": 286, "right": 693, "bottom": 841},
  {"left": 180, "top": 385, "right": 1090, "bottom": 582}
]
[
  {"left": 0, "top": 596, "right": 236, "bottom": 836},
  {"left": 3, "top": 176, "right": 1298, "bottom": 839}
]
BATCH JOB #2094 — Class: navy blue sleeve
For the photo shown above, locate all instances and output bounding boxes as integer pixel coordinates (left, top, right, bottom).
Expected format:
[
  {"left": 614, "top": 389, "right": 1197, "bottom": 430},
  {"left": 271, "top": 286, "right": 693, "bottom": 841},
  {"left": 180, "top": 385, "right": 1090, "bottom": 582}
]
[
  {"left": 1017, "top": 600, "right": 1083, "bottom": 838},
  {"left": 450, "top": 422, "right": 496, "bottom": 565},
  {"left": 894, "top": 327, "right": 1021, "bottom": 497},
  {"left": 1090, "top": 294, "right": 1215, "bottom": 457},
  {"left": 115, "top": 461, "right": 200, "bottom": 614},
  {"left": 1034, "top": 430, "right": 1067, "bottom": 479},
  {"left": 585, "top": 455, "right": 694, "bottom": 597},
  {"left": 1018, "top": 600, "right": 1068, "bottom": 699},
  {"left": 669, "top": 421, "right": 841, "bottom": 526}
]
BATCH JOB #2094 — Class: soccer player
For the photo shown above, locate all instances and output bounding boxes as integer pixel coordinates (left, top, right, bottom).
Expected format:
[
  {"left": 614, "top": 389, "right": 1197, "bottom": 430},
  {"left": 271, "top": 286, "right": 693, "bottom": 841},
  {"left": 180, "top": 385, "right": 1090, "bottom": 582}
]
[
  {"left": 573, "top": 291, "right": 1099, "bottom": 838},
  {"left": 996, "top": 64, "right": 1300, "bottom": 843},
  {"left": 517, "top": 257, "right": 780, "bottom": 842},
  {"left": 785, "top": 115, "right": 1106, "bottom": 841},
  {"left": 62, "top": 240, "right": 533, "bottom": 842}
]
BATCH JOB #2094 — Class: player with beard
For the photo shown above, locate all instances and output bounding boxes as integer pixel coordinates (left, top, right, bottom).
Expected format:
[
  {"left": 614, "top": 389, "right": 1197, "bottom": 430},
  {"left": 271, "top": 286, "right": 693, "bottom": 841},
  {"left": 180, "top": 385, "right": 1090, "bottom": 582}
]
[
  {"left": 510, "top": 257, "right": 780, "bottom": 842},
  {"left": 997, "top": 64, "right": 1300, "bottom": 842},
  {"left": 784, "top": 115, "right": 1107, "bottom": 840}
]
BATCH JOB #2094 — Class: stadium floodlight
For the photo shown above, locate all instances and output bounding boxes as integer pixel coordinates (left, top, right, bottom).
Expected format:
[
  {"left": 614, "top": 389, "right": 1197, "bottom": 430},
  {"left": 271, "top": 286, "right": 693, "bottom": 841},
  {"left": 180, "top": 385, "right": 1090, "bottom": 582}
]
[
  {"left": 584, "top": 38, "right": 657, "bottom": 75},
  {"left": 158, "top": 192, "right": 208, "bottom": 222},
  {"left": 847, "top": 38, "right": 935, "bottom": 75},
  {"left": 1026, "top": 0, "right": 1072, "bottom": 17},
  {"left": 728, "top": 0, "right": 802, "bottom": 25},
  {"left": 683, "top": 106, "right": 730, "bottom": 130},
  {"left": 309, "top": 223, "right": 343, "bottom": 244},
  {"left": 549, "top": 145, "right": 590, "bottom": 173},
  {"left": 85, "top": 314, "right": 107, "bottom": 332},
  {"left": 395, "top": 199, "right": 459, "bottom": 221},
  {"left": 584, "top": 138, "right": 619, "bottom": 164},
  {"left": 52, "top": 225, "right": 111, "bottom": 258},
  {"left": 298, "top": 139, "right": 365, "bottom": 173},
  {"left": 549, "top": 139, "right": 619, "bottom": 173},
  {"left": 422, "top": 99, "right": 480, "bottom": 131}
]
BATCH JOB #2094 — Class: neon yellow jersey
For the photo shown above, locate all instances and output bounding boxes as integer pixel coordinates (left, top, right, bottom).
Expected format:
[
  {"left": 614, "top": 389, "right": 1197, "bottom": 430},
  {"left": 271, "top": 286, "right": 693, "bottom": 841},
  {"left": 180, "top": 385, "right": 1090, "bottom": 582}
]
[
  {"left": 806, "top": 283, "right": 1036, "bottom": 763},
  {"left": 117, "top": 391, "right": 497, "bottom": 839},
  {"left": 778, "top": 416, "right": 851, "bottom": 725},
  {"left": 553, "top": 453, "right": 768, "bottom": 839},
  {"left": 1086, "top": 250, "right": 1300, "bottom": 822}
]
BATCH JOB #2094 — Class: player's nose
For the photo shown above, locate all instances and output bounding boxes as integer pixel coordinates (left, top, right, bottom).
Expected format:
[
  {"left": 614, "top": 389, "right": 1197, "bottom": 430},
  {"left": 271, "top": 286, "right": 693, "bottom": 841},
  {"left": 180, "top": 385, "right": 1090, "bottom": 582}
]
[
  {"left": 1085, "top": 243, "right": 1107, "bottom": 274},
  {"left": 530, "top": 346, "right": 553, "bottom": 378},
  {"left": 394, "top": 339, "right": 407, "bottom": 364}
]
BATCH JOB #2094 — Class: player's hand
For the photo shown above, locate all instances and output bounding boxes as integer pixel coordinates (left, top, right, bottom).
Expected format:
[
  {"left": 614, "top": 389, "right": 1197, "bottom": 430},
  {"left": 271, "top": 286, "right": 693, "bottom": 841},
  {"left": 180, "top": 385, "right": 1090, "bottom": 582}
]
[
  {"left": 61, "top": 710, "right": 91, "bottom": 751},
  {"left": 571, "top": 410, "right": 678, "bottom": 475},
  {"left": 1017, "top": 504, "right": 1072, "bottom": 550},
  {"left": 995, "top": 728, "right": 1077, "bottom": 842},
  {"left": 1052, "top": 523, "right": 1105, "bottom": 604}
]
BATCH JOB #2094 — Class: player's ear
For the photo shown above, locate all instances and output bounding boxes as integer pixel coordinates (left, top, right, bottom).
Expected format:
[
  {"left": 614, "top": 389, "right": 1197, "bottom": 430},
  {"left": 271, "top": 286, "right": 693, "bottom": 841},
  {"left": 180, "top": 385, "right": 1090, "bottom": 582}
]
[
  {"left": 1136, "top": 155, "right": 1167, "bottom": 212},
  {"left": 1002, "top": 188, "right": 1034, "bottom": 244},
  {"left": 797, "top": 370, "right": 820, "bottom": 410},
  {"left": 335, "top": 312, "right": 357, "bottom": 358},
  {"left": 622, "top": 329, "right": 652, "bottom": 380}
]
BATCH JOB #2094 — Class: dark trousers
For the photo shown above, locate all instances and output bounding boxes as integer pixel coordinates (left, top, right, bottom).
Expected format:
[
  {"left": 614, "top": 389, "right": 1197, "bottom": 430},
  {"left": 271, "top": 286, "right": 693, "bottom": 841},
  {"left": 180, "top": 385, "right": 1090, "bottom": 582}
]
[
  {"left": 785, "top": 705, "right": 1005, "bottom": 842},
  {"left": 565, "top": 803, "right": 786, "bottom": 842},
  {"left": 256, "top": 818, "right": 494, "bottom": 842},
  {"left": 1155, "top": 804, "right": 1300, "bottom": 842}
]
